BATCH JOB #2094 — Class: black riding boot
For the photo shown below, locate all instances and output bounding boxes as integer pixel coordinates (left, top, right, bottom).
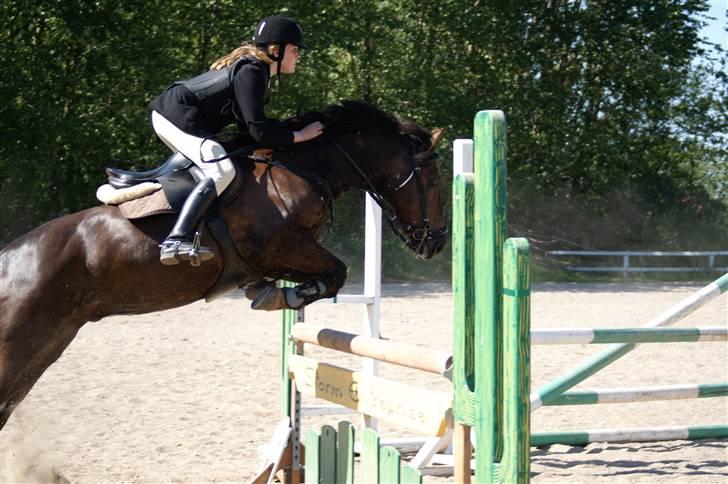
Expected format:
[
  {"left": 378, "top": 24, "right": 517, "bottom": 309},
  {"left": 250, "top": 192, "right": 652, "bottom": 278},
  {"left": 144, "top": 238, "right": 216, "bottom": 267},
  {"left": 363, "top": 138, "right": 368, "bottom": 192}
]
[{"left": 160, "top": 178, "right": 217, "bottom": 266}]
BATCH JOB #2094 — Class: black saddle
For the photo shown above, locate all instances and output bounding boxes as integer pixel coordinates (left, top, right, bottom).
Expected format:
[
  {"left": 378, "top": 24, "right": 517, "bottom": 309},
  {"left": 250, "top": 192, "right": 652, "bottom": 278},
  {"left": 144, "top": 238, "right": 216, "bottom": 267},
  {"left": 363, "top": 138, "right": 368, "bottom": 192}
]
[
  {"left": 106, "top": 152, "right": 199, "bottom": 189},
  {"left": 106, "top": 152, "right": 208, "bottom": 212}
]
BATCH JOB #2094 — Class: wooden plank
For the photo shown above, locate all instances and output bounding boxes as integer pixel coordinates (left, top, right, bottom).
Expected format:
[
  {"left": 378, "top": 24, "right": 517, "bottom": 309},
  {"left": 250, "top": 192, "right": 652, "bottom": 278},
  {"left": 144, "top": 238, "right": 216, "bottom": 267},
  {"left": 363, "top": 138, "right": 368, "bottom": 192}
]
[
  {"left": 305, "top": 429, "right": 320, "bottom": 484},
  {"left": 360, "top": 428, "right": 380, "bottom": 484},
  {"left": 453, "top": 422, "right": 472, "bottom": 484},
  {"left": 336, "top": 421, "right": 354, "bottom": 484},
  {"left": 289, "top": 355, "right": 451, "bottom": 436},
  {"left": 320, "top": 425, "right": 336, "bottom": 484},
  {"left": 379, "top": 446, "right": 401, "bottom": 482},
  {"left": 400, "top": 465, "right": 423, "bottom": 484}
]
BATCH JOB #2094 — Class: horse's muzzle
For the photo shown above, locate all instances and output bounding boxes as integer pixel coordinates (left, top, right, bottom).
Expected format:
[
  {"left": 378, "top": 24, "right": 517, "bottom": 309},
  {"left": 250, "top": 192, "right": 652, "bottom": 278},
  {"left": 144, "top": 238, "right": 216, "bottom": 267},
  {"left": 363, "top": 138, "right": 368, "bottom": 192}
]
[{"left": 409, "top": 227, "right": 448, "bottom": 260}]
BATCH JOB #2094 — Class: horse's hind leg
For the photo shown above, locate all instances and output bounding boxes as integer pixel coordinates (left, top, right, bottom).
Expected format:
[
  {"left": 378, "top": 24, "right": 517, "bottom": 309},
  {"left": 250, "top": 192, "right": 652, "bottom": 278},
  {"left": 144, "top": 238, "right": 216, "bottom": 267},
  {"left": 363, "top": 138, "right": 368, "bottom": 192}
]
[
  {"left": 250, "top": 235, "right": 347, "bottom": 311},
  {"left": 0, "top": 238, "right": 88, "bottom": 429},
  {"left": 0, "top": 310, "right": 85, "bottom": 429}
]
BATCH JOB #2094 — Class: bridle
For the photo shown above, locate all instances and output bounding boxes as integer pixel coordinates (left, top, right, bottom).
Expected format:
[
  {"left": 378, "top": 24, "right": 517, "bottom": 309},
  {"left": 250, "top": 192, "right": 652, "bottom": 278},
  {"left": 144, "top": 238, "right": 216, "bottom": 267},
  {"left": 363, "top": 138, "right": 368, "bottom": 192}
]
[{"left": 325, "top": 133, "right": 448, "bottom": 257}]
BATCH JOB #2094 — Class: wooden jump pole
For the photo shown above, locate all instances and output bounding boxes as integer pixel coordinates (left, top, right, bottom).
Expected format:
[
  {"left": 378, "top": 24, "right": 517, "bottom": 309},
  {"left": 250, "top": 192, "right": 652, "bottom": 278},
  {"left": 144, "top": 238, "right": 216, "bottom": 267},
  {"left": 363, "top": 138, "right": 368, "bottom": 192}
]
[{"left": 289, "top": 324, "right": 452, "bottom": 376}]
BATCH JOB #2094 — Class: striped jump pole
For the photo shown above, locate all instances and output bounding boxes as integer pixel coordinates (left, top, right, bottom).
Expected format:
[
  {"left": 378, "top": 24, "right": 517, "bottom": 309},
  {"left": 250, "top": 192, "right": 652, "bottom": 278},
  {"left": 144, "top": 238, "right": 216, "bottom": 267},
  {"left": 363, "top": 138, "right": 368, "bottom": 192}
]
[
  {"left": 532, "top": 424, "right": 728, "bottom": 447},
  {"left": 544, "top": 382, "right": 728, "bottom": 406},
  {"left": 531, "top": 272, "right": 728, "bottom": 410},
  {"left": 531, "top": 326, "right": 728, "bottom": 345}
]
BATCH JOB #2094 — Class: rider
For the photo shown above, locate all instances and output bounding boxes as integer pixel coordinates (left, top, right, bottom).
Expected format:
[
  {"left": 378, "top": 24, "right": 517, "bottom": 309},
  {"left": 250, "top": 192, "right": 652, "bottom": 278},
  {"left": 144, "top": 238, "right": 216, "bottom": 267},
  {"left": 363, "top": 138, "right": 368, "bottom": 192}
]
[{"left": 149, "top": 15, "right": 325, "bottom": 265}]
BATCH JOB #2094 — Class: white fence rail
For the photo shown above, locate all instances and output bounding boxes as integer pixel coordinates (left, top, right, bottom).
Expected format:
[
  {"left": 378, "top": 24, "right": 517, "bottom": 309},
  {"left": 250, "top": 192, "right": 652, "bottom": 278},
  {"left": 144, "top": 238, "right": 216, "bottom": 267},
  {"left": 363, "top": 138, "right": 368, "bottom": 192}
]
[{"left": 547, "top": 250, "right": 728, "bottom": 278}]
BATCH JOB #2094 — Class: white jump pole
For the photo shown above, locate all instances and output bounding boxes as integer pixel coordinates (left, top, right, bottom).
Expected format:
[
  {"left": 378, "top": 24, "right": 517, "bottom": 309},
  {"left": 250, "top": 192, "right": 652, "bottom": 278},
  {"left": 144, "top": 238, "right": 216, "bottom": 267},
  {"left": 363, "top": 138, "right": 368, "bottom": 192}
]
[{"left": 362, "top": 193, "right": 382, "bottom": 430}]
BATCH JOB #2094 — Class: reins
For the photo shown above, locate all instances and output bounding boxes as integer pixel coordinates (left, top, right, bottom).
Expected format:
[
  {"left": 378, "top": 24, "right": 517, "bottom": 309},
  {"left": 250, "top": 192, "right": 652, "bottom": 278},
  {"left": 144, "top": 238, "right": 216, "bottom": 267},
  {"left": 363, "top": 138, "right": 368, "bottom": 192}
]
[{"left": 324, "top": 134, "right": 445, "bottom": 254}]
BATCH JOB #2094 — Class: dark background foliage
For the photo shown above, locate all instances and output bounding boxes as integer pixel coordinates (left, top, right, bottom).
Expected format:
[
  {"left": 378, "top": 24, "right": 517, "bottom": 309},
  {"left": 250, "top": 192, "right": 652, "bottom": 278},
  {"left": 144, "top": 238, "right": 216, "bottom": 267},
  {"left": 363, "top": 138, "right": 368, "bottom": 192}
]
[{"left": 1, "top": 0, "right": 725, "bottom": 281}]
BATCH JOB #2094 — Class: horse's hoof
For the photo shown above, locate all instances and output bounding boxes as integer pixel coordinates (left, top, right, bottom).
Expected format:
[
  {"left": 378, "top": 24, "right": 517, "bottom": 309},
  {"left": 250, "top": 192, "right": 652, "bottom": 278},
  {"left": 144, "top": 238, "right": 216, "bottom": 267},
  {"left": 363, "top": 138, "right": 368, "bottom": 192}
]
[
  {"left": 251, "top": 286, "right": 289, "bottom": 311},
  {"left": 244, "top": 282, "right": 274, "bottom": 302}
]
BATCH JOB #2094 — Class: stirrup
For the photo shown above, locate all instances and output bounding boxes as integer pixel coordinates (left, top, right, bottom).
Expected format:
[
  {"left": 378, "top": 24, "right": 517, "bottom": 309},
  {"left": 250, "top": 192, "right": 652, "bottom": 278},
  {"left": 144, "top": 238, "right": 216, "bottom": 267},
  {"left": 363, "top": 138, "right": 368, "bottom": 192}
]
[{"left": 159, "top": 232, "right": 214, "bottom": 267}]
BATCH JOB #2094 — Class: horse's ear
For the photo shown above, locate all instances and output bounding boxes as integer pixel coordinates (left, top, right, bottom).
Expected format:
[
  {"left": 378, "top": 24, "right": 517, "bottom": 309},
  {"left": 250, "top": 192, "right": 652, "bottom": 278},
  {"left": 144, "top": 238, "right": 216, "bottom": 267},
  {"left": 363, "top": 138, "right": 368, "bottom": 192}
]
[{"left": 430, "top": 128, "right": 444, "bottom": 150}]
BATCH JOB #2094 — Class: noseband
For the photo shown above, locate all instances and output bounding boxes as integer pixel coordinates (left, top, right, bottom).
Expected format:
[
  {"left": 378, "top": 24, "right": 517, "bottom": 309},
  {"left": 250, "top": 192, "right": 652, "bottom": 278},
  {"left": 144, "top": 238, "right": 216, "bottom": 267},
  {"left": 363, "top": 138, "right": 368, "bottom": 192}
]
[{"left": 325, "top": 134, "right": 447, "bottom": 256}]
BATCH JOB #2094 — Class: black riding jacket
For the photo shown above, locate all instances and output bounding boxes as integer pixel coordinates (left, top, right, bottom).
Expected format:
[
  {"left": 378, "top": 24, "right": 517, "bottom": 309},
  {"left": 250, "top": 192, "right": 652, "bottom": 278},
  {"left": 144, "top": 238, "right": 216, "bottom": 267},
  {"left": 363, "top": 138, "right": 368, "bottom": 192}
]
[{"left": 149, "top": 56, "right": 294, "bottom": 147}]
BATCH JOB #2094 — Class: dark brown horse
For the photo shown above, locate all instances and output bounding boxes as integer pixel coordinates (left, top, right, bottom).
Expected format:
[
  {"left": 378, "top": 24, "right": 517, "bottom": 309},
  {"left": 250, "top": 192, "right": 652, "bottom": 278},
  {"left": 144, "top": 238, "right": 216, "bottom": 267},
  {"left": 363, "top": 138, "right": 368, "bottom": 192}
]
[{"left": 0, "top": 101, "right": 447, "bottom": 429}]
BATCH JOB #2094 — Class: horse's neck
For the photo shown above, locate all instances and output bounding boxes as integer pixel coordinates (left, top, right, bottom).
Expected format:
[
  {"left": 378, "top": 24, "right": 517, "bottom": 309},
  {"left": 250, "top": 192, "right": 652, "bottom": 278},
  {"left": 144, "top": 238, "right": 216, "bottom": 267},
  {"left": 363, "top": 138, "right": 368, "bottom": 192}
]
[{"left": 321, "top": 136, "right": 383, "bottom": 196}]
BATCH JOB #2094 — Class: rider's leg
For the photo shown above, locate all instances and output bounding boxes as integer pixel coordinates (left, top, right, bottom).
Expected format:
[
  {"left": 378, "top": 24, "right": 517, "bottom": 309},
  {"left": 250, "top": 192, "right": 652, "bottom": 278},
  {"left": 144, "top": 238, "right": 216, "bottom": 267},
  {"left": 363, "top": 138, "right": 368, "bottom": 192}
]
[
  {"left": 151, "top": 111, "right": 236, "bottom": 265},
  {"left": 159, "top": 177, "right": 217, "bottom": 265}
]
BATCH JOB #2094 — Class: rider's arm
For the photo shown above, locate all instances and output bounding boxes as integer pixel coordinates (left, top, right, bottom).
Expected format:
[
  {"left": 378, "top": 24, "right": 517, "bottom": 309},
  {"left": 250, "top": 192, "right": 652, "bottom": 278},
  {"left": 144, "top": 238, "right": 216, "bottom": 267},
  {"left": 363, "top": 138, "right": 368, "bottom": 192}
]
[{"left": 233, "top": 63, "right": 295, "bottom": 147}]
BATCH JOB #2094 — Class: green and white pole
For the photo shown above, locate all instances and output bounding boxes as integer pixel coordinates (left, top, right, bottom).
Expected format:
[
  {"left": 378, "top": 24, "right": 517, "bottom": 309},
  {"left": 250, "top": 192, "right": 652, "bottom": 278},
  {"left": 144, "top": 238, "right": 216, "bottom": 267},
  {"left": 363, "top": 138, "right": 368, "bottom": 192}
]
[
  {"left": 532, "top": 424, "right": 728, "bottom": 447},
  {"left": 531, "top": 326, "right": 728, "bottom": 345},
  {"left": 545, "top": 382, "right": 728, "bottom": 406},
  {"left": 532, "top": 273, "right": 728, "bottom": 410}
]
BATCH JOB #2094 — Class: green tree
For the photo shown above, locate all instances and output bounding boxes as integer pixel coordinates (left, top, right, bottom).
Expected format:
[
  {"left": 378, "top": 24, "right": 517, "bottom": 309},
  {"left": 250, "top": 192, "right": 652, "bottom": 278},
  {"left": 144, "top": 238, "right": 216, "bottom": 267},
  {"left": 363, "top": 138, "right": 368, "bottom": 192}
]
[{"left": 2, "top": 0, "right": 725, "bottom": 277}]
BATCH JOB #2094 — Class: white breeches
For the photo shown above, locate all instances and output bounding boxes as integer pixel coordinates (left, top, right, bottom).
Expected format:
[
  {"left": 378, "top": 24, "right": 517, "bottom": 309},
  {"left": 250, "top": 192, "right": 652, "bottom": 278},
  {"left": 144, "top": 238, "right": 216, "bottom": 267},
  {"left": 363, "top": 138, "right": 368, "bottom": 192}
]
[{"left": 151, "top": 110, "right": 236, "bottom": 195}]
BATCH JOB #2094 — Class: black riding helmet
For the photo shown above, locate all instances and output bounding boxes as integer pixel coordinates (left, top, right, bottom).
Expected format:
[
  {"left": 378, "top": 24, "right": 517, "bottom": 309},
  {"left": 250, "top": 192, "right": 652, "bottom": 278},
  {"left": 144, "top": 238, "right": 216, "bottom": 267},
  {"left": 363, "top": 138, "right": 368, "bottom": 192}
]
[
  {"left": 252, "top": 15, "right": 305, "bottom": 89},
  {"left": 252, "top": 15, "right": 306, "bottom": 49}
]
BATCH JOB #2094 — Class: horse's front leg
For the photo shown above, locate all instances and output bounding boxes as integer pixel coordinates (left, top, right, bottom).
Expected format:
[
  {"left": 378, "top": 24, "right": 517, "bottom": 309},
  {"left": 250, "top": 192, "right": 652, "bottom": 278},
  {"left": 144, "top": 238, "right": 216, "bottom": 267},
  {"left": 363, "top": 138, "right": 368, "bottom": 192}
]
[{"left": 248, "top": 234, "right": 347, "bottom": 311}]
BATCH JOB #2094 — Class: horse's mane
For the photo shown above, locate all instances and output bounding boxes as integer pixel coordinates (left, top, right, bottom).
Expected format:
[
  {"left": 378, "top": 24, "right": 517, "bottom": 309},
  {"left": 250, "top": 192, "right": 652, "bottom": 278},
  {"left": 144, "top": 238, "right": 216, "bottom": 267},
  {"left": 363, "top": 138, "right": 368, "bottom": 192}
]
[
  {"left": 295, "top": 101, "right": 431, "bottom": 144},
  {"left": 272, "top": 101, "right": 433, "bottom": 197}
]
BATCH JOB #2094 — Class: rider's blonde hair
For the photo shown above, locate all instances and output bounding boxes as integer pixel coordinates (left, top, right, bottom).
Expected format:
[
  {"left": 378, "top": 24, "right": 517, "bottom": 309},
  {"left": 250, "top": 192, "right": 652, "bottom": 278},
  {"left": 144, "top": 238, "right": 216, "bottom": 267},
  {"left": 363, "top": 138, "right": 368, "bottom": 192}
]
[{"left": 210, "top": 42, "right": 277, "bottom": 70}]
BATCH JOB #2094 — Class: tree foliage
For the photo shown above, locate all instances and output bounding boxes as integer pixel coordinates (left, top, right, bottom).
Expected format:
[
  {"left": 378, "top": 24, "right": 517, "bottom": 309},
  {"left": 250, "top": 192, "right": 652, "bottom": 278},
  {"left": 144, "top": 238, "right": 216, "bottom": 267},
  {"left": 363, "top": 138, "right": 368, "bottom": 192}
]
[{"left": 1, "top": 1, "right": 725, "bottom": 277}]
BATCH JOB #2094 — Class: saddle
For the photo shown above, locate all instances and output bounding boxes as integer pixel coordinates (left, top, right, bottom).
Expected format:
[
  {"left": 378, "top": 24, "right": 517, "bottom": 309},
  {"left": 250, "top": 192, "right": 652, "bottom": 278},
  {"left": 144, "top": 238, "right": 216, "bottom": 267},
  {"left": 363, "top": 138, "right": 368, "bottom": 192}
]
[
  {"left": 99, "top": 152, "right": 254, "bottom": 301},
  {"left": 98, "top": 150, "right": 334, "bottom": 301},
  {"left": 99, "top": 153, "right": 201, "bottom": 218}
]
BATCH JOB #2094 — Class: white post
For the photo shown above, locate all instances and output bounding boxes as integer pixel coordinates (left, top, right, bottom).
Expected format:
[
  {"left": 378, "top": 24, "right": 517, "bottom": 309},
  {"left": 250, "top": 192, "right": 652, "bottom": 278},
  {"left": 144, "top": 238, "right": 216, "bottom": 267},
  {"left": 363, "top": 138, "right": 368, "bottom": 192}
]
[
  {"left": 453, "top": 139, "right": 474, "bottom": 175},
  {"left": 361, "top": 193, "right": 382, "bottom": 430}
]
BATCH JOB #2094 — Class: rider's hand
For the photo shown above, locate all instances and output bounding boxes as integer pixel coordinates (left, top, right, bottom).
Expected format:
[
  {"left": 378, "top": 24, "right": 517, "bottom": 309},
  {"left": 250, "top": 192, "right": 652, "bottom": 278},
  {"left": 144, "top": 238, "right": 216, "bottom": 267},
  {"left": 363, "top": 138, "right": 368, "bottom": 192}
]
[{"left": 294, "top": 122, "right": 325, "bottom": 143}]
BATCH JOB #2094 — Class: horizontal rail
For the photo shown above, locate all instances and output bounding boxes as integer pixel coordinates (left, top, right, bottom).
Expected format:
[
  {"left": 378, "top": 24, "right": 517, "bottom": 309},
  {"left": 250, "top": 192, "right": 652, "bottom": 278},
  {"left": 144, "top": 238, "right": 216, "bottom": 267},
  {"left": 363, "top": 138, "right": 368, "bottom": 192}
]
[
  {"left": 544, "top": 382, "right": 728, "bottom": 405},
  {"left": 532, "top": 327, "right": 728, "bottom": 345},
  {"left": 312, "top": 294, "right": 376, "bottom": 304},
  {"left": 548, "top": 250, "right": 728, "bottom": 256},
  {"left": 531, "top": 424, "right": 728, "bottom": 446},
  {"left": 301, "top": 404, "right": 358, "bottom": 417},
  {"left": 290, "top": 323, "right": 453, "bottom": 376},
  {"left": 546, "top": 251, "right": 728, "bottom": 275},
  {"left": 566, "top": 266, "right": 727, "bottom": 273}
]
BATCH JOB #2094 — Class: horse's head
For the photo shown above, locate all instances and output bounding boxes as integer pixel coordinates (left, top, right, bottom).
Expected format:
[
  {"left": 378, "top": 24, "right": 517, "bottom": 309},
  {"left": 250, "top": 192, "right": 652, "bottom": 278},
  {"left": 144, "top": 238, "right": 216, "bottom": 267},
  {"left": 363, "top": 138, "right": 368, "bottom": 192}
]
[
  {"left": 292, "top": 101, "right": 448, "bottom": 259},
  {"left": 376, "top": 125, "right": 447, "bottom": 260}
]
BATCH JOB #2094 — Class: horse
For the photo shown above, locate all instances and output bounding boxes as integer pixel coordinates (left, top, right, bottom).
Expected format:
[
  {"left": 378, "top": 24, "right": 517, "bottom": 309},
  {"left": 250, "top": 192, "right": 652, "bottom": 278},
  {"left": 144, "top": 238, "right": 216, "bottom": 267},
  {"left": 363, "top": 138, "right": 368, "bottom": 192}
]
[{"left": 0, "top": 101, "right": 447, "bottom": 429}]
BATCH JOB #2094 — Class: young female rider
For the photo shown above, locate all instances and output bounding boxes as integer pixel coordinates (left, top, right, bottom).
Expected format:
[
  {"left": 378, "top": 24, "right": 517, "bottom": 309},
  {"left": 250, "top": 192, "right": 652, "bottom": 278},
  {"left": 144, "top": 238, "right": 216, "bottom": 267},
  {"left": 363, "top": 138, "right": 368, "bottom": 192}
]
[{"left": 149, "top": 15, "right": 324, "bottom": 265}]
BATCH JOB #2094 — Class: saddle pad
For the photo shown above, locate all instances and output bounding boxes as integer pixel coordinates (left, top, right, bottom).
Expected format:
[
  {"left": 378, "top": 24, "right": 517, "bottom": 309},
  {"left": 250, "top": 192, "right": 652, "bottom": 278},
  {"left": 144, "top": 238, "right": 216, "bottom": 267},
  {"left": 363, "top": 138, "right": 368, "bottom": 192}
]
[
  {"left": 118, "top": 189, "right": 174, "bottom": 219},
  {"left": 97, "top": 182, "right": 162, "bottom": 205}
]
